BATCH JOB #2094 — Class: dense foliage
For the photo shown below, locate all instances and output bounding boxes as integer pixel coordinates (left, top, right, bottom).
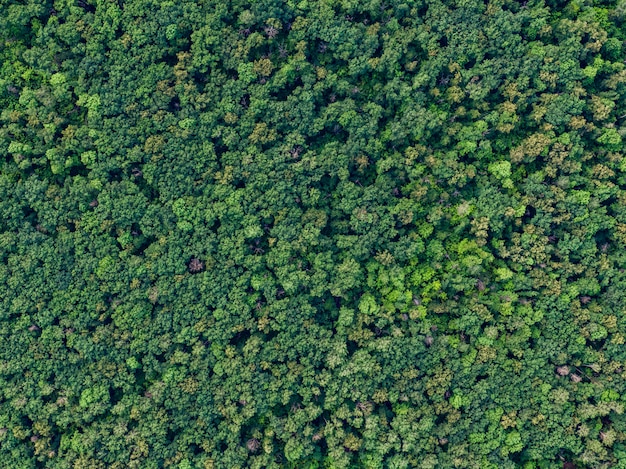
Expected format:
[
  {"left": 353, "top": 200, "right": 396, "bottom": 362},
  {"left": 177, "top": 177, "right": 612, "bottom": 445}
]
[{"left": 2, "top": 0, "right": 626, "bottom": 467}]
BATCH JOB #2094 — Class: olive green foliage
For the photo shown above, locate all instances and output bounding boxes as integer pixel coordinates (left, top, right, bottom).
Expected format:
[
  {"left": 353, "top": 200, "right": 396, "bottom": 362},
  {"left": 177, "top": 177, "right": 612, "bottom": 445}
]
[{"left": 2, "top": 0, "right": 626, "bottom": 467}]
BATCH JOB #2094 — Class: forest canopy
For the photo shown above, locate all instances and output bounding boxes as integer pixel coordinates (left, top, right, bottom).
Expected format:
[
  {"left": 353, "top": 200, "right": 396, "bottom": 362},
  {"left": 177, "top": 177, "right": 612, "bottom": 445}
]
[{"left": 2, "top": 0, "right": 626, "bottom": 467}]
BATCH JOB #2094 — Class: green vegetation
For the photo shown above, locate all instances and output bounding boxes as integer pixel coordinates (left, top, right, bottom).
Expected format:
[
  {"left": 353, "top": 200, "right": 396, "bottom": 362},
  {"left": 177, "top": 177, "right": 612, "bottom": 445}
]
[{"left": 2, "top": 0, "right": 626, "bottom": 467}]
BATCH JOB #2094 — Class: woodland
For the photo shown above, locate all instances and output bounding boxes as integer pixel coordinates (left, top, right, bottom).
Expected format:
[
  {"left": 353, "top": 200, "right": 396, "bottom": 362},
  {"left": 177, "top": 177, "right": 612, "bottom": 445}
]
[{"left": 2, "top": 0, "right": 626, "bottom": 467}]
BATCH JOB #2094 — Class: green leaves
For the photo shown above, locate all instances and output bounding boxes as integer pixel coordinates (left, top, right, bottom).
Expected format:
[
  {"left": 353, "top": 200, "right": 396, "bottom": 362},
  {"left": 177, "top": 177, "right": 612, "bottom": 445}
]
[
  {"left": 597, "top": 127, "right": 622, "bottom": 148},
  {"left": 358, "top": 293, "right": 378, "bottom": 316},
  {"left": 237, "top": 62, "right": 257, "bottom": 85},
  {"left": 2, "top": 0, "right": 626, "bottom": 467}
]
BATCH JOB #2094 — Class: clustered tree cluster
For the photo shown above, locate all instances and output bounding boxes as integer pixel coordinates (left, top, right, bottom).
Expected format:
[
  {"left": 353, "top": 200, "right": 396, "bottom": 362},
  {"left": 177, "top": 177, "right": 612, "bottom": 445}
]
[{"left": 2, "top": 0, "right": 626, "bottom": 467}]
